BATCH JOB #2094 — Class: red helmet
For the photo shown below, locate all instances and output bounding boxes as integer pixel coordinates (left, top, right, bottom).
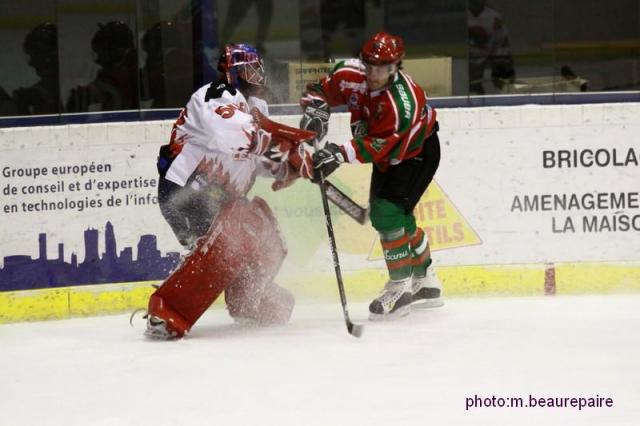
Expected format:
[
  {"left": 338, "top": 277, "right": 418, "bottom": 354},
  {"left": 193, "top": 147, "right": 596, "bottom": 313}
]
[{"left": 360, "top": 32, "right": 405, "bottom": 65}]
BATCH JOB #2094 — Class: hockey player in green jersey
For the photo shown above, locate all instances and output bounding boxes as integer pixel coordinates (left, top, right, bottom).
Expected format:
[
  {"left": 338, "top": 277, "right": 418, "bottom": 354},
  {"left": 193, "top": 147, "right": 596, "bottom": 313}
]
[{"left": 301, "top": 31, "right": 444, "bottom": 320}]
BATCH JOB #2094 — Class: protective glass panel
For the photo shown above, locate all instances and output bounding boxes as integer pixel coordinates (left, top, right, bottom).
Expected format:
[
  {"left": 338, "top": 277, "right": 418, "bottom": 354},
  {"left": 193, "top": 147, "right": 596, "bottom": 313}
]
[
  {"left": 552, "top": 0, "right": 640, "bottom": 93},
  {"left": 216, "top": 0, "right": 303, "bottom": 104},
  {"left": 1, "top": 0, "right": 639, "bottom": 120},
  {"left": 57, "top": 0, "right": 139, "bottom": 114},
  {"left": 138, "top": 0, "right": 195, "bottom": 109},
  {"left": 0, "top": 1, "right": 59, "bottom": 116}
]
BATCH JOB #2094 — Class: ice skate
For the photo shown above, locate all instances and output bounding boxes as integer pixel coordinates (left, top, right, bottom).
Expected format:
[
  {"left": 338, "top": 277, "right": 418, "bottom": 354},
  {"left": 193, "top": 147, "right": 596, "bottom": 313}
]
[
  {"left": 411, "top": 266, "right": 444, "bottom": 309},
  {"left": 368, "top": 278, "right": 413, "bottom": 321},
  {"left": 144, "top": 314, "right": 180, "bottom": 339}
]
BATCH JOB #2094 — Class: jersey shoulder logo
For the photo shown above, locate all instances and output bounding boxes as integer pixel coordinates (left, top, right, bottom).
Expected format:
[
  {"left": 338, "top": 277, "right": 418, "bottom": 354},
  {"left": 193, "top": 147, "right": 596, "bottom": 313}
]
[{"left": 339, "top": 79, "right": 367, "bottom": 94}]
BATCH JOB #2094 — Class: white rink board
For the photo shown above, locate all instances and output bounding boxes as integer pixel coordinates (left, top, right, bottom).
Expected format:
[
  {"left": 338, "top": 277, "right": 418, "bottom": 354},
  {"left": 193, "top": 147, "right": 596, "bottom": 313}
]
[
  {"left": 435, "top": 103, "right": 640, "bottom": 265},
  {"left": 0, "top": 103, "right": 639, "bottom": 288},
  {"left": 0, "top": 121, "right": 182, "bottom": 265}
]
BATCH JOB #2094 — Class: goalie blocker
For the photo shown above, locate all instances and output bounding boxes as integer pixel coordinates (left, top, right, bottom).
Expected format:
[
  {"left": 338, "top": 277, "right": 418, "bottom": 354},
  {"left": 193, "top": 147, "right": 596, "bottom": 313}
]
[{"left": 147, "top": 196, "right": 293, "bottom": 338}]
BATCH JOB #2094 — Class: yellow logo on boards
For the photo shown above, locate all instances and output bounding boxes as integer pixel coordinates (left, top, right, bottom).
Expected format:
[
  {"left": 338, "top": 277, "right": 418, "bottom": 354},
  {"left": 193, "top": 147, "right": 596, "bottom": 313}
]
[{"left": 368, "top": 180, "right": 481, "bottom": 260}]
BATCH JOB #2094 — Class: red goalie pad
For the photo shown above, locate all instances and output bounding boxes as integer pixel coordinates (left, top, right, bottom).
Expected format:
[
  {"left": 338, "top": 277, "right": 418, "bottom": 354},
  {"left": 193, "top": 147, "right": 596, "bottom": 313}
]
[{"left": 148, "top": 196, "right": 288, "bottom": 337}]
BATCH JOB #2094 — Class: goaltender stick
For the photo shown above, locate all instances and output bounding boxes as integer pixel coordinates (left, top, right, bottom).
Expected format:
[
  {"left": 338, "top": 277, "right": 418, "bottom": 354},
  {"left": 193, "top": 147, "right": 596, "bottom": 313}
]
[
  {"left": 145, "top": 44, "right": 314, "bottom": 338},
  {"left": 301, "top": 32, "right": 444, "bottom": 320}
]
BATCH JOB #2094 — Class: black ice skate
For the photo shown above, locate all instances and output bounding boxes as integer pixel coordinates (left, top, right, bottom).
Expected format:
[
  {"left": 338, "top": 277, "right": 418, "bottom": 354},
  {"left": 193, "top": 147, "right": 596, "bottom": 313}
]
[
  {"left": 411, "top": 266, "right": 444, "bottom": 309},
  {"left": 369, "top": 278, "right": 413, "bottom": 321}
]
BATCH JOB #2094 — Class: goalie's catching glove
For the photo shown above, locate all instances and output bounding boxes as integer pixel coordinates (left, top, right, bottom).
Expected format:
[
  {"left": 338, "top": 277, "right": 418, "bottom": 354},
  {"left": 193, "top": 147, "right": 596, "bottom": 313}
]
[
  {"left": 263, "top": 140, "right": 291, "bottom": 162},
  {"left": 269, "top": 143, "right": 314, "bottom": 191},
  {"left": 311, "top": 143, "right": 345, "bottom": 183},
  {"left": 248, "top": 127, "right": 273, "bottom": 156},
  {"left": 300, "top": 95, "right": 330, "bottom": 142}
]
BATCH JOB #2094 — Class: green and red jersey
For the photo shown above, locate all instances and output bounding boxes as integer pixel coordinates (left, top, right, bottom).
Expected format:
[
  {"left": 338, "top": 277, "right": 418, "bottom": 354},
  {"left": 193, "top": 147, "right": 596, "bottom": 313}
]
[{"left": 305, "top": 59, "right": 437, "bottom": 171}]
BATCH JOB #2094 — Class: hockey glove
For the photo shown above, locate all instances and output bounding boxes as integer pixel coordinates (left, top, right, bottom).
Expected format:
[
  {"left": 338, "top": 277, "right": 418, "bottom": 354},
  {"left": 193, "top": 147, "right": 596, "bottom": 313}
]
[
  {"left": 271, "top": 162, "right": 298, "bottom": 191},
  {"left": 300, "top": 95, "right": 330, "bottom": 142},
  {"left": 311, "top": 143, "right": 345, "bottom": 183},
  {"left": 264, "top": 139, "right": 292, "bottom": 163}
]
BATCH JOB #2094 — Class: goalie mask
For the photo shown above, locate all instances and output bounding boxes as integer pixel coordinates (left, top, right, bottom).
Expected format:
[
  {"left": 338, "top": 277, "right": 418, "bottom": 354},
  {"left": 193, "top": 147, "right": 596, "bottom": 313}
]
[{"left": 218, "top": 44, "right": 265, "bottom": 88}]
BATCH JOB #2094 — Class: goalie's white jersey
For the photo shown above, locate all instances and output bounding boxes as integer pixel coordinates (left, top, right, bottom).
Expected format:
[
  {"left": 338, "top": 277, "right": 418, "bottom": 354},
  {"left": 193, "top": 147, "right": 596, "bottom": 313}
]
[{"left": 164, "top": 82, "right": 275, "bottom": 197}]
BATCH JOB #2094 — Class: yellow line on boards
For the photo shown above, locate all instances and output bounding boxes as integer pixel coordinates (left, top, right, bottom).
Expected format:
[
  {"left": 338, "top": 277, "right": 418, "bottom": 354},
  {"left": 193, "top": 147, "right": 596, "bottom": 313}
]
[{"left": 1, "top": 262, "right": 639, "bottom": 323}]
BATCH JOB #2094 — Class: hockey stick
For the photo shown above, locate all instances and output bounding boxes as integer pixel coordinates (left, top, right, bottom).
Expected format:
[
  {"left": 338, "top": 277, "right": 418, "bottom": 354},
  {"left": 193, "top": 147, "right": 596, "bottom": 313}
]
[
  {"left": 322, "top": 180, "right": 368, "bottom": 225},
  {"left": 314, "top": 144, "right": 364, "bottom": 338}
]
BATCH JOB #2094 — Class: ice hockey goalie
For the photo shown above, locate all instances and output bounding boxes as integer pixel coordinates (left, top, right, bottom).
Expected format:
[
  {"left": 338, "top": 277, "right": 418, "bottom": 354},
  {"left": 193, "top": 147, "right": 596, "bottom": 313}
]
[{"left": 145, "top": 44, "right": 314, "bottom": 339}]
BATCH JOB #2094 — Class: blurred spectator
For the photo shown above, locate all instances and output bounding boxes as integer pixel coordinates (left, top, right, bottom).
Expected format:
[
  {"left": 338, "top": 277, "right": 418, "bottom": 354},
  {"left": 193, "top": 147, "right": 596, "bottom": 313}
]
[
  {"left": 219, "top": 0, "right": 273, "bottom": 55},
  {"left": 319, "top": 0, "right": 370, "bottom": 61},
  {"left": 12, "top": 23, "right": 60, "bottom": 115},
  {"left": 299, "top": 0, "right": 380, "bottom": 62},
  {"left": 561, "top": 65, "right": 588, "bottom": 92},
  {"left": 66, "top": 21, "right": 139, "bottom": 112},
  {"left": 0, "top": 86, "right": 17, "bottom": 116},
  {"left": 467, "top": 0, "right": 515, "bottom": 94},
  {"left": 140, "top": 21, "right": 194, "bottom": 108}
]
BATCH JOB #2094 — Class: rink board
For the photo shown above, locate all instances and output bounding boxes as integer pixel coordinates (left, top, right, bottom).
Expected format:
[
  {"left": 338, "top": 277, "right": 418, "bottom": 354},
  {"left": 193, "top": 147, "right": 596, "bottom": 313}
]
[
  {"left": 2, "top": 261, "right": 640, "bottom": 322},
  {"left": 1, "top": 102, "right": 639, "bottom": 322}
]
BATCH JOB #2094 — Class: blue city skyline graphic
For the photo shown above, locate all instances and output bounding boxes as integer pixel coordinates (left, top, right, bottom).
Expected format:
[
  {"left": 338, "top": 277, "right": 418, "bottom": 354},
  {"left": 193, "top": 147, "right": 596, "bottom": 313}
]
[{"left": 0, "top": 221, "right": 181, "bottom": 291}]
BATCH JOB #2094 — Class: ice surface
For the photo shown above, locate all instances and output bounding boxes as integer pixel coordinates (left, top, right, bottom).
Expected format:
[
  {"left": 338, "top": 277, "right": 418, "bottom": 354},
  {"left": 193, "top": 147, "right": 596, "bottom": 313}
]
[{"left": 1, "top": 295, "right": 639, "bottom": 426}]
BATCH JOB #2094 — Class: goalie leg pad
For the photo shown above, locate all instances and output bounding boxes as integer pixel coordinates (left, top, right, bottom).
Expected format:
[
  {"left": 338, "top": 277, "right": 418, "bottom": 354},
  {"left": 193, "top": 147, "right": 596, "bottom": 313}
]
[
  {"left": 226, "top": 280, "right": 295, "bottom": 325},
  {"left": 149, "top": 196, "right": 283, "bottom": 335},
  {"left": 255, "top": 284, "right": 295, "bottom": 325},
  {"left": 147, "top": 293, "right": 191, "bottom": 338},
  {"left": 224, "top": 197, "right": 293, "bottom": 324}
]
